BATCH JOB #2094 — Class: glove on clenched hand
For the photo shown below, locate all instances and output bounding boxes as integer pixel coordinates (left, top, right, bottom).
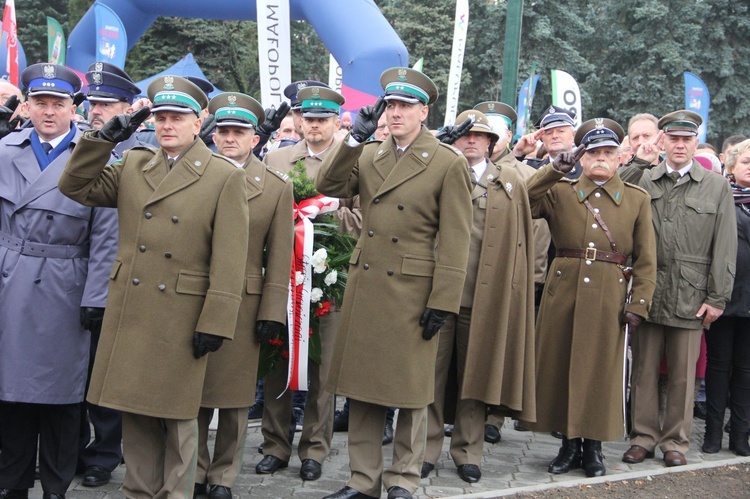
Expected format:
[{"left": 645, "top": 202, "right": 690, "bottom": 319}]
[
  {"left": 96, "top": 107, "right": 151, "bottom": 144},
  {"left": 257, "top": 101, "right": 290, "bottom": 136},
  {"left": 0, "top": 94, "right": 20, "bottom": 139},
  {"left": 350, "top": 96, "right": 386, "bottom": 143},
  {"left": 193, "top": 332, "right": 224, "bottom": 359},
  {"left": 420, "top": 307, "right": 449, "bottom": 340},
  {"left": 435, "top": 116, "right": 474, "bottom": 145},
  {"left": 80, "top": 307, "right": 105, "bottom": 336},
  {"left": 199, "top": 114, "right": 216, "bottom": 144},
  {"left": 551, "top": 144, "right": 586, "bottom": 174},
  {"left": 622, "top": 311, "right": 643, "bottom": 331},
  {"left": 255, "top": 320, "right": 285, "bottom": 345}
]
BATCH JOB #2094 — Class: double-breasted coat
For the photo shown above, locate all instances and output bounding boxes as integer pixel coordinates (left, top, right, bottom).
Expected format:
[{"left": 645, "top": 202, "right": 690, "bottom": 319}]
[
  {"left": 201, "top": 155, "right": 293, "bottom": 408},
  {"left": 0, "top": 127, "right": 117, "bottom": 405},
  {"left": 59, "top": 134, "right": 249, "bottom": 419},
  {"left": 315, "top": 128, "right": 472, "bottom": 409},
  {"left": 526, "top": 164, "right": 657, "bottom": 440}
]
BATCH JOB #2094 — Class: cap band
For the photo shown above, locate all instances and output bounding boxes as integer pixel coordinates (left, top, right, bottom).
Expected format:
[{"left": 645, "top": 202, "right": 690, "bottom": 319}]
[
  {"left": 27, "top": 77, "right": 75, "bottom": 96},
  {"left": 300, "top": 99, "right": 341, "bottom": 114},
  {"left": 214, "top": 106, "right": 258, "bottom": 126},
  {"left": 541, "top": 112, "right": 575, "bottom": 129},
  {"left": 87, "top": 85, "right": 135, "bottom": 103},
  {"left": 384, "top": 82, "right": 429, "bottom": 104},
  {"left": 153, "top": 91, "right": 201, "bottom": 114},
  {"left": 485, "top": 114, "right": 513, "bottom": 127},
  {"left": 663, "top": 121, "right": 698, "bottom": 133}
]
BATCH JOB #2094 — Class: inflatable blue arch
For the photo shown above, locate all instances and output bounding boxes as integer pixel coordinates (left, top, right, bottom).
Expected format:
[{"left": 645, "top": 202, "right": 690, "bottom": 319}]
[{"left": 67, "top": 0, "right": 409, "bottom": 110}]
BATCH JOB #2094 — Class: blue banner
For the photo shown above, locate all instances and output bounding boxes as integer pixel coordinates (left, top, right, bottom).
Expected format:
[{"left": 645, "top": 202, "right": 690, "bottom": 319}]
[
  {"left": 93, "top": 1, "right": 127, "bottom": 69},
  {"left": 516, "top": 74, "right": 539, "bottom": 137},
  {"left": 684, "top": 71, "right": 709, "bottom": 143}
]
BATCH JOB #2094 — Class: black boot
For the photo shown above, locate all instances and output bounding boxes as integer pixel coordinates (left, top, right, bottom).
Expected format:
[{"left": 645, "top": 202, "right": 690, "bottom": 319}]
[
  {"left": 547, "top": 436, "right": 582, "bottom": 474},
  {"left": 729, "top": 430, "right": 750, "bottom": 456},
  {"left": 582, "top": 439, "right": 606, "bottom": 477},
  {"left": 702, "top": 419, "right": 723, "bottom": 454}
]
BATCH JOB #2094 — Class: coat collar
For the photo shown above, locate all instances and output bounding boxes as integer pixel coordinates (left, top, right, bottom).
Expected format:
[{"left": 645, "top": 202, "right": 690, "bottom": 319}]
[
  {"left": 243, "top": 154, "right": 266, "bottom": 201},
  {"left": 142, "top": 138, "right": 213, "bottom": 205},
  {"left": 651, "top": 159, "right": 707, "bottom": 184},
  {"left": 374, "top": 127, "right": 437, "bottom": 197},
  {"left": 572, "top": 172, "right": 625, "bottom": 206}
]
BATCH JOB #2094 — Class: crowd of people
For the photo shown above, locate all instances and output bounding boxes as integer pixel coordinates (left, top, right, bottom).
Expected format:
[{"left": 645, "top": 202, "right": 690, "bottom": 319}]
[{"left": 0, "top": 60, "right": 748, "bottom": 499}]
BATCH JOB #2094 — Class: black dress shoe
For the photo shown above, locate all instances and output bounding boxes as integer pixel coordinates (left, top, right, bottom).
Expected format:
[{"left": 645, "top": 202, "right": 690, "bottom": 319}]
[
  {"left": 208, "top": 485, "right": 232, "bottom": 499},
  {"left": 513, "top": 420, "right": 529, "bottom": 431},
  {"left": 382, "top": 421, "right": 394, "bottom": 445},
  {"left": 457, "top": 464, "right": 481, "bottom": 483},
  {"left": 420, "top": 461, "right": 434, "bottom": 478},
  {"left": 582, "top": 439, "right": 606, "bottom": 477},
  {"left": 484, "top": 424, "right": 501, "bottom": 444},
  {"left": 322, "top": 486, "right": 377, "bottom": 499},
  {"left": 0, "top": 490, "right": 29, "bottom": 499},
  {"left": 299, "top": 459, "right": 322, "bottom": 480},
  {"left": 194, "top": 483, "right": 208, "bottom": 497},
  {"left": 548, "top": 437, "right": 582, "bottom": 474},
  {"left": 387, "top": 486, "right": 412, "bottom": 499},
  {"left": 82, "top": 465, "right": 111, "bottom": 487},
  {"left": 333, "top": 409, "right": 349, "bottom": 432},
  {"left": 550, "top": 431, "right": 564, "bottom": 439},
  {"left": 255, "top": 455, "right": 288, "bottom": 474},
  {"left": 444, "top": 424, "right": 453, "bottom": 437}
]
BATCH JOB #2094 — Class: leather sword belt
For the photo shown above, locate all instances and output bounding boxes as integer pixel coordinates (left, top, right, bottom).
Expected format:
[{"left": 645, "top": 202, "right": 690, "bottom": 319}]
[
  {"left": 556, "top": 247, "right": 627, "bottom": 265},
  {"left": 0, "top": 231, "right": 90, "bottom": 259}
]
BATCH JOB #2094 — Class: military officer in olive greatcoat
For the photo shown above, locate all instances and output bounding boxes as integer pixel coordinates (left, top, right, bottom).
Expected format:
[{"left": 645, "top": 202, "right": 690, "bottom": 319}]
[
  {"left": 525, "top": 118, "right": 657, "bottom": 478},
  {"left": 315, "top": 68, "right": 472, "bottom": 499},
  {"left": 193, "top": 93, "right": 294, "bottom": 499},
  {"left": 59, "top": 76, "right": 249, "bottom": 499}
]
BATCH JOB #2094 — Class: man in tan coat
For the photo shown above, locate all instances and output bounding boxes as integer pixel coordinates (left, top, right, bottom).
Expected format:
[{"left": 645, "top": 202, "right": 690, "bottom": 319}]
[
  {"left": 194, "top": 93, "right": 293, "bottom": 499},
  {"left": 526, "top": 119, "right": 656, "bottom": 478},
  {"left": 423, "top": 110, "right": 536, "bottom": 484},
  {"left": 256, "top": 86, "right": 359, "bottom": 481},
  {"left": 59, "top": 76, "right": 249, "bottom": 499},
  {"left": 315, "top": 68, "right": 472, "bottom": 499}
]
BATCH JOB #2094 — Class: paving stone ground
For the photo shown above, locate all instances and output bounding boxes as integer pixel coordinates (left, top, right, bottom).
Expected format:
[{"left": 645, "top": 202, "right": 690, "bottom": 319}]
[{"left": 39, "top": 402, "right": 750, "bottom": 499}]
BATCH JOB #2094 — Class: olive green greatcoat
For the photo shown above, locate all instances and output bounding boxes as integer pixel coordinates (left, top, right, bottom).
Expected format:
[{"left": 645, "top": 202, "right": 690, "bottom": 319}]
[
  {"left": 315, "top": 129, "right": 472, "bottom": 409},
  {"left": 201, "top": 156, "right": 294, "bottom": 408},
  {"left": 456, "top": 154, "right": 536, "bottom": 419},
  {"left": 525, "top": 164, "right": 657, "bottom": 441},
  {"left": 59, "top": 134, "right": 249, "bottom": 419}
]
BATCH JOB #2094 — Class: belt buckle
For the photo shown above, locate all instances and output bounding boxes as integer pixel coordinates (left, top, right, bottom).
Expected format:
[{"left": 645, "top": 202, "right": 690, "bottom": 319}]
[{"left": 584, "top": 247, "right": 597, "bottom": 261}]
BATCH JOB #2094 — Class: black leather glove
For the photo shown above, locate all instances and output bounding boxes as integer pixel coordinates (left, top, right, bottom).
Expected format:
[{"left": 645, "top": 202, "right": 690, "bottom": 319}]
[
  {"left": 435, "top": 116, "right": 474, "bottom": 145},
  {"left": 622, "top": 311, "right": 643, "bottom": 331},
  {"left": 420, "top": 307, "right": 449, "bottom": 340},
  {"left": 80, "top": 307, "right": 105, "bottom": 336},
  {"left": 255, "top": 320, "right": 285, "bottom": 344},
  {"left": 257, "top": 101, "right": 290, "bottom": 136},
  {"left": 0, "top": 94, "right": 20, "bottom": 139},
  {"left": 199, "top": 114, "right": 216, "bottom": 145},
  {"left": 551, "top": 144, "right": 586, "bottom": 174},
  {"left": 73, "top": 92, "right": 87, "bottom": 107},
  {"left": 350, "top": 96, "right": 386, "bottom": 143},
  {"left": 96, "top": 107, "right": 151, "bottom": 143},
  {"left": 193, "top": 332, "right": 224, "bottom": 358}
]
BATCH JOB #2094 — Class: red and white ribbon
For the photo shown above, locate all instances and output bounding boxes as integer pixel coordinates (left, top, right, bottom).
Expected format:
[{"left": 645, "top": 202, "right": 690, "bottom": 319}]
[{"left": 285, "top": 195, "right": 339, "bottom": 392}]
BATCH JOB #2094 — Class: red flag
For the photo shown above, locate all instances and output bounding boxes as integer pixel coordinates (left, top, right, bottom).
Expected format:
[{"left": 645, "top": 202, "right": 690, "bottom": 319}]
[{"left": 2, "top": 0, "right": 17, "bottom": 86}]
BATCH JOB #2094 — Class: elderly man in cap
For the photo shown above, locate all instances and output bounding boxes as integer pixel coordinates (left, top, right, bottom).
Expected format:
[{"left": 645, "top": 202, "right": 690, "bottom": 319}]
[
  {"left": 422, "top": 109, "right": 536, "bottom": 483},
  {"left": 619, "top": 110, "right": 737, "bottom": 467},
  {"left": 315, "top": 67, "right": 471, "bottom": 499},
  {"left": 0, "top": 63, "right": 118, "bottom": 499},
  {"left": 256, "top": 85, "right": 356, "bottom": 481},
  {"left": 59, "top": 75, "right": 249, "bottom": 498},
  {"left": 76, "top": 62, "right": 146, "bottom": 488},
  {"left": 191, "top": 92, "right": 293, "bottom": 498},
  {"left": 526, "top": 119, "right": 656, "bottom": 477}
]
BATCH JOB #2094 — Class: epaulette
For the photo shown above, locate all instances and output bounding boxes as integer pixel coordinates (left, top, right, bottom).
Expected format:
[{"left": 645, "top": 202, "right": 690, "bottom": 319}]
[
  {"left": 623, "top": 181, "right": 649, "bottom": 195},
  {"left": 130, "top": 144, "right": 158, "bottom": 154},
  {"left": 437, "top": 142, "right": 462, "bottom": 156},
  {"left": 559, "top": 176, "right": 576, "bottom": 185},
  {"left": 266, "top": 166, "right": 290, "bottom": 182}
]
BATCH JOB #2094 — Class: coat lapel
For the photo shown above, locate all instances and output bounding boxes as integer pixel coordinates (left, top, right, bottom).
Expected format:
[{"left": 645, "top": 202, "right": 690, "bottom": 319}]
[
  {"left": 145, "top": 140, "right": 209, "bottom": 206},
  {"left": 374, "top": 130, "right": 436, "bottom": 197},
  {"left": 372, "top": 136, "right": 397, "bottom": 181}
]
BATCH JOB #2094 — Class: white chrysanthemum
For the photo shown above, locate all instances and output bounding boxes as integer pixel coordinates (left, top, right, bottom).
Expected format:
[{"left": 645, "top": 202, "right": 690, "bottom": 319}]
[
  {"left": 311, "top": 248, "right": 328, "bottom": 273},
  {"left": 295, "top": 271, "right": 305, "bottom": 286},
  {"left": 324, "top": 270, "right": 338, "bottom": 286},
  {"left": 310, "top": 287, "right": 323, "bottom": 303}
]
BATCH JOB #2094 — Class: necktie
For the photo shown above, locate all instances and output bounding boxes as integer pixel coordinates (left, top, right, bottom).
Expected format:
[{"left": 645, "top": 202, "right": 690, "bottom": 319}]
[
  {"left": 167, "top": 158, "right": 175, "bottom": 171},
  {"left": 395, "top": 149, "right": 404, "bottom": 161},
  {"left": 669, "top": 171, "right": 681, "bottom": 183},
  {"left": 470, "top": 167, "right": 478, "bottom": 181},
  {"left": 41, "top": 142, "right": 53, "bottom": 154}
]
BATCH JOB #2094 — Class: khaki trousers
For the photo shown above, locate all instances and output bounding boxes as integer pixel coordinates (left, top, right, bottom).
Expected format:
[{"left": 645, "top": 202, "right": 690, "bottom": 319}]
[
  {"left": 348, "top": 399, "right": 425, "bottom": 496},
  {"left": 260, "top": 310, "right": 339, "bottom": 463},
  {"left": 121, "top": 412, "right": 198, "bottom": 499},
  {"left": 195, "top": 407, "right": 247, "bottom": 487},
  {"left": 425, "top": 308, "right": 485, "bottom": 466},
  {"left": 630, "top": 322, "right": 703, "bottom": 455}
]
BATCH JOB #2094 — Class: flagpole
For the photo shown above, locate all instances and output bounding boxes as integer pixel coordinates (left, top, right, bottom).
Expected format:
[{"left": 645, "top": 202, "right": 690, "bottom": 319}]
[{"left": 443, "top": 0, "right": 468, "bottom": 127}]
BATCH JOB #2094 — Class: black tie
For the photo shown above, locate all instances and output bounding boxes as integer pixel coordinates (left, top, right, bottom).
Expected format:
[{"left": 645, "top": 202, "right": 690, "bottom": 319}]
[
  {"left": 41, "top": 142, "right": 53, "bottom": 154},
  {"left": 669, "top": 171, "right": 681, "bottom": 183}
]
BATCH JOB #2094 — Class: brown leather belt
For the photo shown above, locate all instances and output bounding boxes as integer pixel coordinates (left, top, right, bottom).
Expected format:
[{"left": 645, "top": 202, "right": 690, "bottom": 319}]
[{"left": 556, "top": 248, "right": 627, "bottom": 265}]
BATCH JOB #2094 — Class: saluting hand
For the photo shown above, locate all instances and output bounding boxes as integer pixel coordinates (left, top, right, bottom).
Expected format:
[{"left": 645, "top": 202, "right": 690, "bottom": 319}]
[
  {"left": 258, "top": 101, "right": 291, "bottom": 136},
  {"left": 635, "top": 130, "right": 664, "bottom": 165},
  {"left": 97, "top": 107, "right": 151, "bottom": 144},
  {"left": 552, "top": 144, "right": 586, "bottom": 174},
  {"left": 350, "top": 96, "right": 386, "bottom": 143},
  {"left": 0, "top": 94, "right": 20, "bottom": 139},
  {"left": 512, "top": 129, "right": 544, "bottom": 158},
  {"left": 435, "top": 116, "right": 474, "bottom": 145},
  {"left": 199, "top": 114, "right": 216, "bottom": 144}
]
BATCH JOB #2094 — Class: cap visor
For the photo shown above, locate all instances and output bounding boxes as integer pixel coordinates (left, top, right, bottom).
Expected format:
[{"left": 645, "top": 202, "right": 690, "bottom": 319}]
[
  {"left": 384, "top": 94, "right": 422, "bottom": 104},
  {"left": 585, "top": 139, "right": 620, "bottom": 150},
  {"left": 151, "top": 105, "right": 196, "bottom": 114},
  {"left": 215, "top": 121, "right": 256, "bottom": 129},
  {"left": 27, "top": 89, "right": 73, "bottom": 98},
  {"left": 301, "top": 111, "right": 336, "bottom": 118}
]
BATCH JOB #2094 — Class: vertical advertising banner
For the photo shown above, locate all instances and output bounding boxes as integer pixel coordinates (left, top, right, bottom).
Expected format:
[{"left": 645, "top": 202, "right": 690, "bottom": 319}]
[
  {"left": 1, "top": 0, "right": 17, "bottom": 85},
  {"left": 47, "top": 16, "right": 66, "bottom": 65},
  {"left": 684, "top": 71, "right": 710, "bottom": 143},
  {"left": 443, "top": 0, "right": 469, "bottom": 126},
  {"left": 93, "top": 2, "right": 127, "bottom": 69},
  {"left": 257, "top": 0, "right": 291, "bottom": 109},
  {"left": 516, "top": 74, "right": 539, "bottom": 137},
  {"left": 328, "top": 53, "right": 342, "bottom": 94},
  {"left": 550, "top": 69, "right": 582, "bottom": 127}
]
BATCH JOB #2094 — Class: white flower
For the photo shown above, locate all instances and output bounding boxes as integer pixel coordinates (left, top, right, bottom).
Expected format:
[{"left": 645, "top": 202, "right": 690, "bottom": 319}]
[
  {"left": 295, "top": 271, "right": 305, "bottom": 286},
  {"left": 311, "top": 248, "right": 328, "bottom": 273},
  {"left": 324, "top": 270, "right": 338, "bottom": 286},
  {"left": 310, "top": 287, "right": 323, "bottom": 303}
]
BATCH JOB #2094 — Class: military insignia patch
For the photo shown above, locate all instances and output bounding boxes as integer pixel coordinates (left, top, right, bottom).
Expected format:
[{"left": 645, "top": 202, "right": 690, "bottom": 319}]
[
  {"left": 488, "top": 103, "right": 495, "bottom": 111},
  {"left": 595, "top": 118, "right": 604, "bottom": 129},
  {"left": 163, "top": 76, "right": 174, "bottom": 90},
  {"left": 397, "top": 68, "right": 407, "bottom": 81},
  {"left": 43, "top": 65, "right": 56, "bottom": 79},
  {"left": 92, "top": 72, "right": 103, "bottom": 85},
  {"left": 311, "top": 87, "right": 320, "bottom": 99},
  {"left": 505, "top": 181, "right": 513, "bottom": 193},
  {"left": 297, "top": 82, "right": 307, "bottom": 91},
  {"left": 227, "top": 95, "right": 237, "bottom": 106}
]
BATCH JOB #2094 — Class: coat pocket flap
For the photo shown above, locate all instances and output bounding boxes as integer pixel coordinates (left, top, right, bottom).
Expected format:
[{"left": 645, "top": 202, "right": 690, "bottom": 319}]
[
  {"left": 349, "top": 247, "right": 361, "bottom": 265},
  {"left": 685, "top": 197, "right": 718, "bottom": 214},
  {"left": 680, "top": 265, "right": 708, "bottom": 290},
  {"left": 246, "top": 276, "right": 263, "bottom": 295},
  {"left": 402, "top": 255, "right": 436, "bottom": 277},
  {"left": 109, "top": 259, "right": 122, "bottom": 280},
  {"left": 176, "top": 270, "right": 210, "bottom": 296}
]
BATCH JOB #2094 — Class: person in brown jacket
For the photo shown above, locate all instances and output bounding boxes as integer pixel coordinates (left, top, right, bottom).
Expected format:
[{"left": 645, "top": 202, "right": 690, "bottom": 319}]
[
  {"left": 315, "top": 68, "right": 472, "bottom": 499},
  {"left": 193, "top": 93, "right": 294, "bottom": 499},
  {"left": 526, "top": 119, "right": 657, "bottom": 478},
  {"left": 59, "top": 76, "right": 249, "bottom": 499}
]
